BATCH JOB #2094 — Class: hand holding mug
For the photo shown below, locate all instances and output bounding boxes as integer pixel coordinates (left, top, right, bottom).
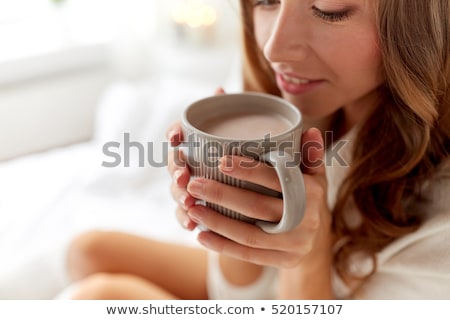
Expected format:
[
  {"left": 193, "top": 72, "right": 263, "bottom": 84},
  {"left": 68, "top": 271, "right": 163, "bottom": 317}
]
[
  {"left": 180, "top": 92, "right": 305, "bottom": 233},
  {"left": 167, "top": 92, "right": 331, "bottom": 267}
]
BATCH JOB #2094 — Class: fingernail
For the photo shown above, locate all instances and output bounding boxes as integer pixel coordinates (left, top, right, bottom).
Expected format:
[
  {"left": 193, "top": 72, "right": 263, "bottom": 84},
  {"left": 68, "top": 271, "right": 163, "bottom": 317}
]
[
  {"left": 173, "top": 170, "right": 182, "bottom": 185},
  {"left": 187, "top": 180, "right": 203, "bottom": 197},
  {"left": 179, "top": 193, "right": 188, "bottom": 210},
  {"left": 197, "top": 232, "right": 213, "bottom": 249},
  {"left": 179, "top": 193, "right": 195, "bottom": 210},
  {"left": 168, "top": 130, "right": 180, "bottom": 145},
  {"left": 188, "top": 209, "right": 202, "bottom": 225},
  {"left": 167, "top": 130, "right": 176, "bottom": 140},
  {"left": 182, "top": 216, "right": 192, "bottom": 229},
  {"left": 219, "top": 156, "right": 233, "bottom": 173}
]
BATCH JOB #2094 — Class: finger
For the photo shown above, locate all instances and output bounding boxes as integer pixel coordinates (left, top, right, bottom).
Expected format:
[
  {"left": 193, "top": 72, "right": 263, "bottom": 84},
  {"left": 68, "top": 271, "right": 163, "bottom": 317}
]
[
  {"left": 167, "top": 150, "right": 190, "bottom": 186},
  {"left": 188, "top": 205, "right": 317, "bottom": 252},
  {"left": 215, "top": 87, "right": 225, "bottom": 95},
  {"left": 218, "top": 155, "right": 282, "bottom": 192},
  {"left": 170, "top": 183, "right": 196, "bottom": 210},
  {"left": 301, "top": 128, "right": 325, "bottom": 175},
  {"left": 166, "top": 121, "right": 183, "bottom": 146},
  {"left": 187, "top": 178, "right": 283, "bottom": 222},
  {"left": 167, "top": 149, "right": 184, "bottom": 174},
  {"left": 197, "top": 230, "right": 294, "bottom": 267},
  {"left": 176, "top": 206, "right": 197, "bottom": 231}
]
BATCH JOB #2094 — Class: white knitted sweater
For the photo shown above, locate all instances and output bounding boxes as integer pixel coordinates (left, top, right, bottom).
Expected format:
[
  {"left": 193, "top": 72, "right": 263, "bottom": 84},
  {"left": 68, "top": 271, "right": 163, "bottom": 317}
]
[
  {"left": 328, "top": 132, "right": 450, "bottom": 299},
  {"left": 208, "top": 131, "right": 450, "bottom": 299}
]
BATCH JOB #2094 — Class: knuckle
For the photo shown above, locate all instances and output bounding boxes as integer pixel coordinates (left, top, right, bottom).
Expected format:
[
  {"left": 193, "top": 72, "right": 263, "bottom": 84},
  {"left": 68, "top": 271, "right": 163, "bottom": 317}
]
[
  {"left": 306, "top": 182, "right": 325, "bottom": 202},
  {"left": 208, "top": 181, "right": 225, "bottom": 204},
  {"left": 303, "top": 239, "right": 314, "bottom": 255},
  {"left": 249, "top": 197, "right": 266, "bottom": 218},
  {"left": 307, "top": 214, "right": 321, "bottom": 231},
  {"left": 236, "top": 156, "right": 258, "bottom": 171},
  {"left": 243, "top": 231, "right": 260, "bottom": 248},
  {"left": 249, "top": 195, "right": 281, "bottom": 222},
  {"left": 289, "top": 237, "right": 314, "bottom": 260},
  {"left": 311, "top": 184, "right": 325, "bottom": 199},
  {"left": 253, "top": 200, "right": 277, "bottom": 222},
  {"left": 280, "top": 254, "right": 301, "bottom": 268}
]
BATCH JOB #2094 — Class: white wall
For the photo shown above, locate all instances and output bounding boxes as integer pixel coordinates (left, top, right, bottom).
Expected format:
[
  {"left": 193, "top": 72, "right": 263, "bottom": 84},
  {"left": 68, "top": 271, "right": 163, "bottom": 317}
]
[
  {"left": 0, "top": 0, "right": 241, "bottom": 161},
  {"left": 0, "top": 66, "right": 111, "bottom": 161}
]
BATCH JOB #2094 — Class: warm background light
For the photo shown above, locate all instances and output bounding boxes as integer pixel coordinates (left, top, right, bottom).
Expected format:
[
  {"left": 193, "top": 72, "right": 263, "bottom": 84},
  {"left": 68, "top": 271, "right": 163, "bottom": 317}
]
[{"left": 171, "top": 0, "right": 217, "bottom": 28}]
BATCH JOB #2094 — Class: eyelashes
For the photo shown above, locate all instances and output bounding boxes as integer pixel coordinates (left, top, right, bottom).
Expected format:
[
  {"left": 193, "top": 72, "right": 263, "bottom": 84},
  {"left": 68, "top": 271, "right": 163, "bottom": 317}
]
[
  {"left": 253, "top": 1, "right": 352, "bottom": 23},
  {"left": 312, "top": 6, "right": 351, "bottom": 22},
  {"left": 253, "top": 0, "right": 280, "bottom": 7}
]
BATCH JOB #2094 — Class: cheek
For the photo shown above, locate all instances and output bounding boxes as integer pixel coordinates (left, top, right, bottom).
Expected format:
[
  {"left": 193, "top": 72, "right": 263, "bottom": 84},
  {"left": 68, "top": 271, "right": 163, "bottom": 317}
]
[{"left": 325, "top": 31, "right": 383, "bottom": 85}]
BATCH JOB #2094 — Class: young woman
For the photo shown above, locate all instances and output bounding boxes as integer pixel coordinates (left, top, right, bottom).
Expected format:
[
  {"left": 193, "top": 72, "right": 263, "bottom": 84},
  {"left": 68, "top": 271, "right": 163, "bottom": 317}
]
[{"left": 63, "top": 0, "right": 450, "bottom": 299}]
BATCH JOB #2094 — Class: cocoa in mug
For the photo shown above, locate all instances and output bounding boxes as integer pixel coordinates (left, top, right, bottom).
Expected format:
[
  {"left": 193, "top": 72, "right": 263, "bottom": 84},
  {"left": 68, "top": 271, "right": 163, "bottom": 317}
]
[{"left": 198, "top": 112, "right": 291, "bottom": 140}]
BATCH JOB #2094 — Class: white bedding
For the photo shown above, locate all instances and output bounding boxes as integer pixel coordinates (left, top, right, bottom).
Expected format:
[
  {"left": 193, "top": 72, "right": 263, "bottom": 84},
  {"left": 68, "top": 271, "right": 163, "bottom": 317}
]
[{"left": 0, "top": 73, "right": 241, "bottom": 299}]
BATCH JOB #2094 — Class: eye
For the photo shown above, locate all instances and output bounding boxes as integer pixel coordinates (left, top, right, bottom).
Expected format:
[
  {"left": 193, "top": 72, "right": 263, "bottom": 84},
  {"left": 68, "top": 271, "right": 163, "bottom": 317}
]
[
  {"left": 253, "top": 0, "right": 281, "bottom": 8},
  {"left": 312, "top": 6, "right": 351, "bottom": 22}
]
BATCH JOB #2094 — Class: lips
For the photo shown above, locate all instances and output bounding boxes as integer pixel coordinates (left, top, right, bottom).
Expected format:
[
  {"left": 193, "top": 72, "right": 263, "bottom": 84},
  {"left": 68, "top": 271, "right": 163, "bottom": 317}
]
[
  {"left": 282, "top": 74, "right": 313, "bottom": 85},
  {"left": 276, "top": 73, "right": 324, "bottom": 95}
]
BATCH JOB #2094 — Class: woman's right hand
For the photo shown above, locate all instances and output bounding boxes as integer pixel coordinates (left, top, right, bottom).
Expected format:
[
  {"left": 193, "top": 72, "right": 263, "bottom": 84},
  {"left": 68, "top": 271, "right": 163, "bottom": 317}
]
[{"left": 166, "top": 88, "right": 225, "bottom": 231}]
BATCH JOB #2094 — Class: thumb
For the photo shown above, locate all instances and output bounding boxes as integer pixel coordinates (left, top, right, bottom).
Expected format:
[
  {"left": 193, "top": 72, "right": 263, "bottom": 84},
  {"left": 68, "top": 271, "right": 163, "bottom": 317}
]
[{"left": 300, "top": 128, "right": 325, "bottom": 176}]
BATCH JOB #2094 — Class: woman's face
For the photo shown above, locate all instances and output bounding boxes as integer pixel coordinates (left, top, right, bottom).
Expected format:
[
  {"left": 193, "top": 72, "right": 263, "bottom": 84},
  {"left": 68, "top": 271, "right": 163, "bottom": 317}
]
[{"left": 252, "top": 0, "right": 384, "bottom": 127}]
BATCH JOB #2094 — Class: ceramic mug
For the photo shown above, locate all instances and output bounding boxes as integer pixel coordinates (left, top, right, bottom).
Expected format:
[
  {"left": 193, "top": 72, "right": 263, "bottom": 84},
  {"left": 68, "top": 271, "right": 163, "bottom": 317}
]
[{"left": 180, "top": 92, "right": 305, "bottom": 234}]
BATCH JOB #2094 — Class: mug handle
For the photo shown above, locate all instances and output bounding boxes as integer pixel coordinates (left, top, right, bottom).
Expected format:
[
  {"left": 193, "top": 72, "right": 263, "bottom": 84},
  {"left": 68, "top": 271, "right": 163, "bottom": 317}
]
[{"left": 256, "top": 150, "right": 306, "bottom": 234}]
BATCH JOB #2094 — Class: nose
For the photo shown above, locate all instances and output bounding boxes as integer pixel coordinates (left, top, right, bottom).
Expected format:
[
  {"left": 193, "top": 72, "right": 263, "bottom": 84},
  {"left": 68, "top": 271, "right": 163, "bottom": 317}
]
[{"left": 263, "top": 5, "right": 308, "bottom": 63}]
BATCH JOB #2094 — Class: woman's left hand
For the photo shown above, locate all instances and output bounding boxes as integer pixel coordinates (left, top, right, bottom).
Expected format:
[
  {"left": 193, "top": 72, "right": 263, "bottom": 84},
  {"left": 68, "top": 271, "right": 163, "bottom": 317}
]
[{"left": 185, "top": 128, "right": 333, "bottom": 269}]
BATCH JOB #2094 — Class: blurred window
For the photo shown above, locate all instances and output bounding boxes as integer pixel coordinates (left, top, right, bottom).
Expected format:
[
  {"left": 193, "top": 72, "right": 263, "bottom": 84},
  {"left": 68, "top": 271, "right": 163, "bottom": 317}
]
[{"left": 0, "top": 0, "right": 157, "bottom": 62}]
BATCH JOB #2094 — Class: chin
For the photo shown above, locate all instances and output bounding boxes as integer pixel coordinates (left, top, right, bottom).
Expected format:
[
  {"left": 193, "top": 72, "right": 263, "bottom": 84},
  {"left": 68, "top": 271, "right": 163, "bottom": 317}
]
[{"left": 281, "top": 95, "right": 340, "bottom": 119}]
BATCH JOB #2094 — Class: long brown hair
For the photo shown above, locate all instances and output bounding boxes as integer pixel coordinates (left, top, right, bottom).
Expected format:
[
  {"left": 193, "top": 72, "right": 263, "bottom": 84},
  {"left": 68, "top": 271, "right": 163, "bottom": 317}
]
[{"left": 239, "top": 0, "right": 450, "bottom": 279}]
